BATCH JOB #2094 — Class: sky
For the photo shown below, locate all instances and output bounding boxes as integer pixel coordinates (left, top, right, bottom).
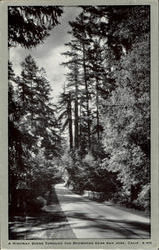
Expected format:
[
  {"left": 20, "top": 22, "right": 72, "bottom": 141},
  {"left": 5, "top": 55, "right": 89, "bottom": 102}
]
[{"left": 10, "top": 7, "right": 82, "bottom": 102}]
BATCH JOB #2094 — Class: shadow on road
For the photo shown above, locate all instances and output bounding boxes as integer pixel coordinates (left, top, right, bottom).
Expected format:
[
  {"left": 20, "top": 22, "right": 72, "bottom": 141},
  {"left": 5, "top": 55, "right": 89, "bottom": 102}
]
[
  {"left": 9, "top": 187, "right": 75, "bottom": 239},
  {"left": 64, "top": 211, "right": 150, "bottom": 238}
]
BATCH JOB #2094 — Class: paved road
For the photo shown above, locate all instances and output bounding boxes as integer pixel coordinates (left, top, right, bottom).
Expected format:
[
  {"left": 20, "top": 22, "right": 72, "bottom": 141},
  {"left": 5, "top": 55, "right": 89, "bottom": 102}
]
[{"left": 55, "top": 183, "right": 150, "bottom": 239}]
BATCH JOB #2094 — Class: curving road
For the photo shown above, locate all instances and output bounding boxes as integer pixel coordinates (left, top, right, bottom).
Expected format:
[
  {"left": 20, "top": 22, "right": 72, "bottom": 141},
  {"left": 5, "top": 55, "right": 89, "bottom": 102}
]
[{"left": 55, "top": 183, "right": 150, "bottom": 239}]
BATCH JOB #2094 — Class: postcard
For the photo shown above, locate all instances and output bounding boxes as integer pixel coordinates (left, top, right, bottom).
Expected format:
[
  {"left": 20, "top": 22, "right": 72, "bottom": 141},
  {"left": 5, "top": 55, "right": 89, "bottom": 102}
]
[{"left": 0, "top": 0, "right": 158, "bottom": 249}]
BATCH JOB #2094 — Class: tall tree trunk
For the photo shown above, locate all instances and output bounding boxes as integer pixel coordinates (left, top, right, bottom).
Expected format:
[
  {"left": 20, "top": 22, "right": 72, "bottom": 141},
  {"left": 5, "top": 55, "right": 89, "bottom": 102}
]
[
  {"left": 79, "top": 97, "right": 82, "bottom": 148},
  {"left": 74, "top": 69, "right": 79, "bottom": 149},
  {"left": 82, "top": 42, "right": 91, "bottom": 149},
  {"left": 30, "top": 80, "right": 33, "bottom": 125},
  {"left": 96, "top": 77, "right": 100, "bottom": 142},
  {"left": 68, "top": 92, "right": 73, "bottom": 149}
]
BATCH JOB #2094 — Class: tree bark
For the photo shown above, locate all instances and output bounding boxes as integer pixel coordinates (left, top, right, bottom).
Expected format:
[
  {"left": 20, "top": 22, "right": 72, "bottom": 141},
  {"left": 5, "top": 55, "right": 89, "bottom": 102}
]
[
  {"left": 82, "top": 42, "right": 91, "bottom": 149},
  {"left": 68, "top": 92, "right": 73, "bottom": 149},
  {"left": 79, "top": 98, "right": 82, "bottom": 148},
  {"left": 96, "top": 77, "right": 100, "bottom": 142},
  {"left": 74, "top": 66, "right": 79, "bottom": 149}
]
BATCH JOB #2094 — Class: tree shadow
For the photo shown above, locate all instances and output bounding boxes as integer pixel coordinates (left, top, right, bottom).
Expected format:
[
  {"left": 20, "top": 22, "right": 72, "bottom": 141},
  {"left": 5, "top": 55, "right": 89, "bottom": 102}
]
[
  {"left": 9, "top": 188, "right": 75, "bottom": 239},
  {"left": 64, "top": 211, "right": 150, "bottom": 239}
]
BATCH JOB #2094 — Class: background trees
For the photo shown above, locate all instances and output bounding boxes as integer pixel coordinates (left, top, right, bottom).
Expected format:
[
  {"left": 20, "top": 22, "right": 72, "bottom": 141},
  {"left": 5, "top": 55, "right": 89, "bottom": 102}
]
[
  {"left": 8, "top": 6, "right": 64, "bottom": 210},
  {"left": 59, "top": 6, "right": 150, "bottom": 210},
  {"left": 100, "top": 6, "right": 150, "bottom": 208},
  {"left": 9, "top": 56, "right": 62, "bottom": 209}
]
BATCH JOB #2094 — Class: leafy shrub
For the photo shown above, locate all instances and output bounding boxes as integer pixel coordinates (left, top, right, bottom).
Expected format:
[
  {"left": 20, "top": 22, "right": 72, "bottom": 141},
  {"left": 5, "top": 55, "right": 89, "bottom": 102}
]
[{"left": 133, "top": 184, "right": 150, "bottom": 210}]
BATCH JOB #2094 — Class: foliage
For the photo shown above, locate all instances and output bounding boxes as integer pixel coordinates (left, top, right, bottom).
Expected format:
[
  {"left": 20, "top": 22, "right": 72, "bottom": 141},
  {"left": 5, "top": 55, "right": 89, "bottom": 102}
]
[
  {"left": 9, "top": 57, "right": 62, "bottom": 209},
  {"left": 99, "top": 7, "right": 150, "bottom": 209},
  {"left": 60, "top": 6, "right": 150, "bottom": 210},
  {"left": 8, "top": 6, "right": 64, "bottom": 211},
  {"left": 135, "top": 184, "right": 150, "bottom": 210},
  {"left": 61, "top": 150, "right": 121, "bottom": 199},
  {"left": 8, "top": 6, "right": 63, "bottom": 48}
]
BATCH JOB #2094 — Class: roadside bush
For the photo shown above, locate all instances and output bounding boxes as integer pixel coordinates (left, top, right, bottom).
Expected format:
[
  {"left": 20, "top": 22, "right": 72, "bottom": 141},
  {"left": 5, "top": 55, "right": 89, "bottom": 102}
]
[
  {"left": 133, "top": 184, "right": 150, "bottom": 211},
  {"left": 62, "top": 150, "right": 122, "bottom": 200},
  {"left": 27, "top": 196, "right": 47, "bottom": 213}
]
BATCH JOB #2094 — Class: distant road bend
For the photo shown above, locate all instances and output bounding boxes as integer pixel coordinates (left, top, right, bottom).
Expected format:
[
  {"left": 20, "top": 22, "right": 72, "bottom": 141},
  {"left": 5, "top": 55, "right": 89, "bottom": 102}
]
[{"left": 55, "top": 183, "right": 150, "bottom": 239}]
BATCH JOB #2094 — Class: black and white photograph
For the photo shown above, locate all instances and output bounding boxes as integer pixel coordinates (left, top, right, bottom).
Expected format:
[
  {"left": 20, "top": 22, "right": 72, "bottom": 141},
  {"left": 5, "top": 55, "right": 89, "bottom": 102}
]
[{"left": 8, "top": 4, "right": 151, "bottom": 240}]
